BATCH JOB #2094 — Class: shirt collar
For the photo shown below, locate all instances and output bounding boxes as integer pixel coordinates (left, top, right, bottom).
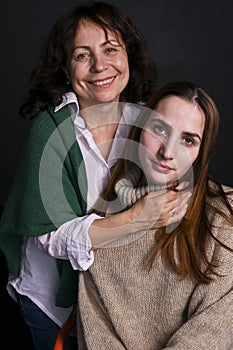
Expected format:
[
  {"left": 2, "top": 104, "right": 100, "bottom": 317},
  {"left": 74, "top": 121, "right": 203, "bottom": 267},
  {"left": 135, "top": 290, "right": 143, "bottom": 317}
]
[
  {"left": 54, "top": 92, "right": 80, "bottom": 113},
  {"left": 54, "top": 92, "right": 88, "bottom": 129},
  {"left": 54, "top": 94, "right": 141, "bottom": 130}
]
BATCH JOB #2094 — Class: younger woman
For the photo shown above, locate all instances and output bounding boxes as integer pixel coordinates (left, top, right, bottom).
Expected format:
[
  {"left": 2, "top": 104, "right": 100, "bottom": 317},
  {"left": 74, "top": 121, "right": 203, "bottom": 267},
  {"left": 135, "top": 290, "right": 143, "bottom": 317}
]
[{"left": 77, "top": 81, "right": 233, "bottom": 349}]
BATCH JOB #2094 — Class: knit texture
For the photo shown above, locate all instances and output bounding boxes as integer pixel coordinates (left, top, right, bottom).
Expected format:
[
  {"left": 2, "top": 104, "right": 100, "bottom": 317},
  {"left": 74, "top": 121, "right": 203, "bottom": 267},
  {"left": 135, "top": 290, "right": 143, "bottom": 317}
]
[
  {"left": 0, "top": 106, "right": 88, "bottom": 306},
  {"left": 114, "top": 165, "right": 177, "bottom": 210},
  {"left": 77, "top": 180, "right": 233, "bottom": 349}
]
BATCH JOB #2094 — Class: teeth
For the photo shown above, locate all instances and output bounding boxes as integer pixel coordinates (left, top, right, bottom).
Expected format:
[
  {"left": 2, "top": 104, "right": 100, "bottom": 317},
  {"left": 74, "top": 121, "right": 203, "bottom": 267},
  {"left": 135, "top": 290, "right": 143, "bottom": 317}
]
[{"left": 93, "top": 77, "right": 114, "bottom": 86}]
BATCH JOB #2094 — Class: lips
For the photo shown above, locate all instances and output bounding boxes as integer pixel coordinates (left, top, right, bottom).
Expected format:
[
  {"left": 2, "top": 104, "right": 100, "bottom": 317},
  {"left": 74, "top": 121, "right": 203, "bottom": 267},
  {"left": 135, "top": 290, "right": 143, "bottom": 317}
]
[
  {"left": 90, "top": 76, "right": 115, "bottom": 86},
  {"left": 152, "top": 160, "right": 174, "bottom": 173}
]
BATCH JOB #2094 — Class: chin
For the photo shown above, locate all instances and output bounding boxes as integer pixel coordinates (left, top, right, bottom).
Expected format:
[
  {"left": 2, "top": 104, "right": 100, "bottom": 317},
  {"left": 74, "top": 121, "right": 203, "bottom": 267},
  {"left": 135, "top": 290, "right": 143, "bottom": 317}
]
[
  {"left": 148, "top": 175, "right": 177, "bottom": 188},
  {"left": 148, "top": 177, "right": 167, "bottom": 186}
]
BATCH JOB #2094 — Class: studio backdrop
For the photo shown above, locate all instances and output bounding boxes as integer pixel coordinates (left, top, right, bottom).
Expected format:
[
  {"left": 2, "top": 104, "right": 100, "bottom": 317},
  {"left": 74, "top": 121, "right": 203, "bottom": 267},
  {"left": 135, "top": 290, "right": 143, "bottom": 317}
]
[{"left": 1, "top": 0, "right": 233, "bottom": 206}]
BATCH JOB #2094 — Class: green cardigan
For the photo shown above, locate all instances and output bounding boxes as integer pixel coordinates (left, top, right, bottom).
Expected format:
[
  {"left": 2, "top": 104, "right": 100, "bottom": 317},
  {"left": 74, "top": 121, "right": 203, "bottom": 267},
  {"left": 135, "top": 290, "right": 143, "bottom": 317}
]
[{"left": 0, "top": 105, "right": 87, "bottom": 307}]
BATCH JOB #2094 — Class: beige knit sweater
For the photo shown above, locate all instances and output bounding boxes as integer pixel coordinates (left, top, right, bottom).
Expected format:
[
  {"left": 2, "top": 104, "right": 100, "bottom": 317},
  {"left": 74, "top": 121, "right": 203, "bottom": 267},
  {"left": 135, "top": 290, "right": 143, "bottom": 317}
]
[{"left": 76, "top": 179, "right": 233, "bottom": 350}]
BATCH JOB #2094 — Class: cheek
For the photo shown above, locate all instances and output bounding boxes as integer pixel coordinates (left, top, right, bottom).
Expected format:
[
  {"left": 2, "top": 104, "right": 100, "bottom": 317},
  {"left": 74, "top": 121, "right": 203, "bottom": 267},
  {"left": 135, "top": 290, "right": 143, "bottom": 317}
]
[
  {"left": 176, "top": 148, "right": 199, "bottom": 177},
  {"left": 70, "top": 62, "right": 86, "bottom": 83},
  {"left": 186, "top": 146, "right": 200, "bottom": 165},
  {"left": 140, "top": 131, "right": 159, "bottom": 153},
  {"left": 138, "top": 132, "right": 159, "bottom": 166},
  {"left": 115, "top": 54, "right": 129, "bottom": 75}
]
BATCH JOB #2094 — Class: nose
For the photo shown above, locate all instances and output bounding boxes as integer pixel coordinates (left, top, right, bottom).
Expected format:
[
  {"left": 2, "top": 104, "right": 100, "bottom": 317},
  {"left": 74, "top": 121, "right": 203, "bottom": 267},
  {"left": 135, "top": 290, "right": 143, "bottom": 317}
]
[
  {"left": 90, "top": 53, "right": 109, "bottom": 73},
  {"left": 157, "top": 138, "right": 175, "bottom": 160}
]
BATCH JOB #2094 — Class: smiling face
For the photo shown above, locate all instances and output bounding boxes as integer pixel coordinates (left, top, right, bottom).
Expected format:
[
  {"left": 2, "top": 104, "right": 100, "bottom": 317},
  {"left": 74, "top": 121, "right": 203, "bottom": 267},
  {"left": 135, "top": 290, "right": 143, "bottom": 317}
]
[
  {"left": 66, "top": 19, "right": 130, "bottom": 110},
  {"left": 138, "top": 96, "right": 205, "bottom": 186}
]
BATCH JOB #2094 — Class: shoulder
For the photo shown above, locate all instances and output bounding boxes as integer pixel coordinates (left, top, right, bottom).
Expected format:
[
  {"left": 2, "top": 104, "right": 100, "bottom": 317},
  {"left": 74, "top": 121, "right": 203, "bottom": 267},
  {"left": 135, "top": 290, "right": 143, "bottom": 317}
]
[
  {"left": 208, "top": 179, "right": 233, "bottom": 206},
  {"left": 28, "top": 105, "right": 72, "bottom": 141},
  {"left": 222, "top": 183, "right": 233, "bottom": 201},
  {"left": 207, "top": 179, "right": 233, "bottom": 241},
  {"left": 31, "top": 105, "right": 70, "bottom": 127}
]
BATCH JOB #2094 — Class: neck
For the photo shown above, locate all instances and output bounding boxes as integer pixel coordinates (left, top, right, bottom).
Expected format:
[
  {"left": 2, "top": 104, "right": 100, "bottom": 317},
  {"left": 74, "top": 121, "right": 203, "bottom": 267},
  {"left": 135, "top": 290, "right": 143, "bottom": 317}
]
[
  {"left": 80, "top": 101, "right": 122, "bottom": 130},
  {"left": 81, "top": 102, "right": 123, "bottom": 160},
  {"left": 138, "top": 173, "right": 178, "bottom": 190}
]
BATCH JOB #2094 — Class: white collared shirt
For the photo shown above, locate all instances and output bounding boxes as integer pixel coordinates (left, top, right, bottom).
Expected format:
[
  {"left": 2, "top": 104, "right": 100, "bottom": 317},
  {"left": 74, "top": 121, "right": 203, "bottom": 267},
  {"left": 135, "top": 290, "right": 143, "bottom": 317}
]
[{"left": 7, "top": 93, "right": 141, "bottom": 329}]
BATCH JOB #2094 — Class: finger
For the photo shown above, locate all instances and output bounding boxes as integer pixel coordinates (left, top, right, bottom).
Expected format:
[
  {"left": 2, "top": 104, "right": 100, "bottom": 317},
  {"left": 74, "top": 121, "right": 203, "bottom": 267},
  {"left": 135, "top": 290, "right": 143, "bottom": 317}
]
[
  {"left": 172, "top": 181, "right": 190, "bottom": 192},
  {"left": 166, "top": 203, "right": 188, "bottom": 233},
  {"left": 175, "top": 191, "right": 192, "bottom": 210},
  {"left": 168, "top": 190, "right": 192, "bottom": 210}
]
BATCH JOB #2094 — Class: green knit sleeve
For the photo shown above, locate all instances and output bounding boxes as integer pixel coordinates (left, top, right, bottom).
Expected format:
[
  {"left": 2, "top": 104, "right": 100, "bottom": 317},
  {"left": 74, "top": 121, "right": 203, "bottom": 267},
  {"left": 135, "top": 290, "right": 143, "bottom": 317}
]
[{"left": 0, "top": 105, "right": 87, "bottom": 277}]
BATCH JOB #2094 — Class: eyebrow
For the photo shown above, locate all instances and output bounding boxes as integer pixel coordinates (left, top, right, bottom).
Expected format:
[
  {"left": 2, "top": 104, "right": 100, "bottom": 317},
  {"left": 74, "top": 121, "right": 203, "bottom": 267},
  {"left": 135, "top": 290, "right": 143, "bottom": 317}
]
[
  {"left": 151, "top": 117, "right": 202, "bottom": 141},
  {"left": 73, "top": 40, "right": 121, "bottom": 50},
  {"left": 151, "top": 117, "right": 172, "bottom": 132},
  {"left": 182, "top": 131, "right": 202, "bottom": 141}
]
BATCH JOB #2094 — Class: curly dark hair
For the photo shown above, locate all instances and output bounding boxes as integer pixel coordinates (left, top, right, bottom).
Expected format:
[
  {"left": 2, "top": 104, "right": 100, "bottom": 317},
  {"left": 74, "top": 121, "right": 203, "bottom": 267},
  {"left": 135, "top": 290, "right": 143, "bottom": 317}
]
[{"left": 19, "top": 1, "right": 156, "bottom": 119}]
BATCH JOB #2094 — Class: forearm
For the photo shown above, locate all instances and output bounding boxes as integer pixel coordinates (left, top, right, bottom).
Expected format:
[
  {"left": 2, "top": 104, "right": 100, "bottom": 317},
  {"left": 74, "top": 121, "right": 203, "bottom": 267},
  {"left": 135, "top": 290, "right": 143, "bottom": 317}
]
[
  {"left": 89, "top": 188, "right": 191, "bottom": 249},
  {"left": 34, "top": 213, "right": 101, "bottom": 270},
  {"left": 88, "top": 210, "right": 138, "bottom": 249}
]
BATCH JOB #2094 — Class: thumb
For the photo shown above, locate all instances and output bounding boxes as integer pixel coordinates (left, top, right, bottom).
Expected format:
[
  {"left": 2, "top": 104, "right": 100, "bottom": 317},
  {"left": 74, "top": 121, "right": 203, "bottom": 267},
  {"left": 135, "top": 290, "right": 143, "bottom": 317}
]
[{"left": 172, "top": 181, "right": 190, "bottom": 192}]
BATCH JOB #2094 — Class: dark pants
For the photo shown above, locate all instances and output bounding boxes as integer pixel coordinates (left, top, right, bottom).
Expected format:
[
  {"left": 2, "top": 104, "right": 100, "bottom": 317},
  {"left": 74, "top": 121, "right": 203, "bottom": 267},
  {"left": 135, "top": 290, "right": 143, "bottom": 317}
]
[{"left": 16, "top": 293, "right": 77, "bottom": 350}]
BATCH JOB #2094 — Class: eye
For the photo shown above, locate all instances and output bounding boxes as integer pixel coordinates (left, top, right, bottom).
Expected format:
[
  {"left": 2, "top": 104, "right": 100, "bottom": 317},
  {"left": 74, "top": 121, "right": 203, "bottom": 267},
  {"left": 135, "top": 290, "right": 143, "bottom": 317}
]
[
  {"left": 154, "top": 125, "right": 165, "bottom": 133},
  {"left": 72, "top": 50, "right": 91, "bottom": 62},
  {"left": 76, "top": 53, "right": 90, "bottom": 61},
  {"left": 105, "top": 47, "right": 118, "bottom": 54},
  {"left": 183, "top": 136, "right": 194, "bottom": 146},
  {"left": 145, "top": 120, "right": 169, "bottom": 138},
  {"left": 154, "top": 124, "right": 167, "bottom": 135}
]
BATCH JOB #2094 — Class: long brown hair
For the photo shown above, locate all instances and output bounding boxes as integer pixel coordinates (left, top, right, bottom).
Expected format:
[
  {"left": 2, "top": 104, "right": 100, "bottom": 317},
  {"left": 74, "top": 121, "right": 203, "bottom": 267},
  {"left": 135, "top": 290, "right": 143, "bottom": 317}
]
[{"left": 94, "top": 81, "right": 233, "bottom": 283}]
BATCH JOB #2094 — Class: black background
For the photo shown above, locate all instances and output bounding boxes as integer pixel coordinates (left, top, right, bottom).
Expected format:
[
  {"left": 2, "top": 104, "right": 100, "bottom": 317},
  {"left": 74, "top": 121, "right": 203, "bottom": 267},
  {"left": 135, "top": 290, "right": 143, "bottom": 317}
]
[
  {"left": 1, "top": 0, "right": 233, "bottom": 206},
  {"left": 1, "top": 0, "right": 233, "bottom": 347}
]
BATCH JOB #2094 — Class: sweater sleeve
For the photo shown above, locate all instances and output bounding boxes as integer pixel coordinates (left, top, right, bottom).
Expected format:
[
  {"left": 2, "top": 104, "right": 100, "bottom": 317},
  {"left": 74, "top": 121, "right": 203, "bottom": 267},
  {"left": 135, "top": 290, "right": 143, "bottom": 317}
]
[
  {"left": 0, "top": 106, "right": 87, "bottom": 278},
  {"left": 163, "top": 212, "right": 233, "bottom": 350}
]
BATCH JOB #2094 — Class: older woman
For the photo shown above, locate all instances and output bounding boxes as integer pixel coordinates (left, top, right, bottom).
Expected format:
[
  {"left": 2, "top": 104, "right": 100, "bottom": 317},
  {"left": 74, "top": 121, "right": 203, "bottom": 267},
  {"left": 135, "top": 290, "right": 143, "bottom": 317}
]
[{"left": 0, "top": 2, "right": 191, "bottom": 350}]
